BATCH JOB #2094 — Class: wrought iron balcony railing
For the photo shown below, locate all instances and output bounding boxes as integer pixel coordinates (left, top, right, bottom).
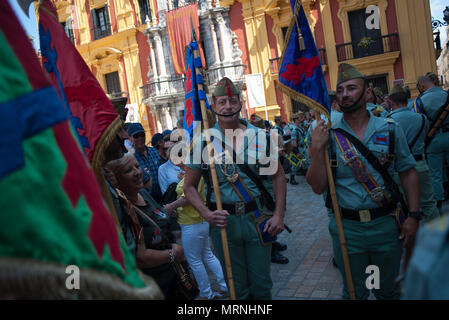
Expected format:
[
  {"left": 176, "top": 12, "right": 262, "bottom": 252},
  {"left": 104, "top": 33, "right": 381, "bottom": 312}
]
[
  {"left": 336, "top": 33, "right": 399, "bottom": 62},
  {"left": 93, "top": 23, "right": 112, "bottom": 40},
  {"left": 206, "top": 64, "right": 247, "bottom": 86},
  {"left": 141, "top": 76, "right": 185, "bottom": 100}
]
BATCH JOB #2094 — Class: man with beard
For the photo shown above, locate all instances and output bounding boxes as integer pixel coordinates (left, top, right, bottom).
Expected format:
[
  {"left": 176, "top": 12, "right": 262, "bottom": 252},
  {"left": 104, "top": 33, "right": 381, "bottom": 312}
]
[
  {"left": 306, "top": 63, "right": 421, "bottom": 300},
  {"left": 183, "top": 77, "right": 286, "bottom": 299}
]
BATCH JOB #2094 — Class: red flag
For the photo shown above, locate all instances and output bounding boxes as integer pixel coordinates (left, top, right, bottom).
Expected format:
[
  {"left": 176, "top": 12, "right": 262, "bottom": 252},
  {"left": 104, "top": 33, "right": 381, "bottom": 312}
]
[
  {"left": 38, "top": 0, "right": 120, "bottom": 167},
  {"left": 165, "top": 3, "right": 206, "bottom": 75}
]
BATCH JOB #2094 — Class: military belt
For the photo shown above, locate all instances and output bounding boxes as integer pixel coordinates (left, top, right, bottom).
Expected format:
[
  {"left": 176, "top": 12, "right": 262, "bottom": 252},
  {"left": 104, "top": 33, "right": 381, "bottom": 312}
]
[
  {"left": 334, "top": 203, "right": 396, "bottom": 223},
  {"left": 208, "top": 200, "right": 259, "bottom": 216}
]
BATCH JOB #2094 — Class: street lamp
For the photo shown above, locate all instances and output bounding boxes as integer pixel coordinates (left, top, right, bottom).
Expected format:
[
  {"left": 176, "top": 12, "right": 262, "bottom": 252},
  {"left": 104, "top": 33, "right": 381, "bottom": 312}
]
[
  {"left": 432, "top": 6, "right": 449, "bottom": 30},
  {"left": 432, "top": 6, "right": 449, "bottom": 54}
]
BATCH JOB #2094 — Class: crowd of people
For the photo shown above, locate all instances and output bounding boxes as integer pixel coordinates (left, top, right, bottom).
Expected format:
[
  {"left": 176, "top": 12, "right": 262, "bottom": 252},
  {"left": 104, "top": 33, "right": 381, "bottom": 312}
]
[{"left": 101, "top": 64, "right": 449, "bottom": 300}]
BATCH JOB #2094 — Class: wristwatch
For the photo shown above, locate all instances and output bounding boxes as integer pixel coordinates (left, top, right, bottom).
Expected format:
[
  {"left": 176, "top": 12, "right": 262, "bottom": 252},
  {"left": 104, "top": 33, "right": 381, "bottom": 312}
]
[{"left": 408, "top": 210, "right": 423, "bottom": 221}]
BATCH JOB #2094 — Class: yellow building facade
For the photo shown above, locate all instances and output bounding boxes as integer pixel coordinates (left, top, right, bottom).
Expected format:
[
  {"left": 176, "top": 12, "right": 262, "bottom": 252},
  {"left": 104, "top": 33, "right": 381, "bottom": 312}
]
[
  {"left": 222, "top": 0, "right": 438, "bottom": 120},
  {"left": 54, "top": 0, "right": 156, "bottom": 142}
]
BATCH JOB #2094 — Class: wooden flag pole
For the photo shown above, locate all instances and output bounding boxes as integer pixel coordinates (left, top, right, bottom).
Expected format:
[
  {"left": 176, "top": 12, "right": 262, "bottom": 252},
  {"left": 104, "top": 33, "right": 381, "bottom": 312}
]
[
  {"left": 316, "top": 111, "right": 356, "bottom": 300},
  {"left": 190, "top": 32, "right": 236, "bottom": 300}
]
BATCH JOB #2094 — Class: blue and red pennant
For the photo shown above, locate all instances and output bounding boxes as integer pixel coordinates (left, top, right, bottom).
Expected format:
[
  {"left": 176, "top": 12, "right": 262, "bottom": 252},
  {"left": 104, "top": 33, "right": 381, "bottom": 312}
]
[
  {"left": 278, "top": 0, "right": 330, "bottom": 116},
  {"left": 183, "top": 40, "right": 210, "bottom": 144}
]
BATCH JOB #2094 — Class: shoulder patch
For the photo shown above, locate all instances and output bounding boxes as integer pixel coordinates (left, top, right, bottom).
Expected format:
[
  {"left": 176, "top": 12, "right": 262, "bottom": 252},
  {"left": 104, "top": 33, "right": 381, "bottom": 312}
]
[{"left": 373, "top": 134, "right": 389, "bottom": 145}]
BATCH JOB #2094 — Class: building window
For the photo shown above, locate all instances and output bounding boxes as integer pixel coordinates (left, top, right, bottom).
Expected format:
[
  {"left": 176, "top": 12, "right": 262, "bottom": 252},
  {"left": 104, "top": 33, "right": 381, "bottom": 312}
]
[
  {"left": 366, "top": 74, "right": 389, "bottom": 96},
  {"left": 92, "top": 6, "right": 111, "bottom": 40},
  {"left": 105, "top": 71, "right": 121, "bottom": 94},
  {"left": 61, "top": 19, "right": 75, "bottom": 45},
  {"left": 138, "top": 0, "right": 152, "bottom": 25},
  {"left": 348, "top": 8, "right": 383, "bottom": 59}
]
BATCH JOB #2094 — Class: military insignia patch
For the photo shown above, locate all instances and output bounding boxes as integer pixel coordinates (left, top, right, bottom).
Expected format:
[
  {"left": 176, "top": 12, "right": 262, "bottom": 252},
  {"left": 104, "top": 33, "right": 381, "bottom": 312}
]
[{"left": 373, "top": 134, "right": 389, "bottom": 145}]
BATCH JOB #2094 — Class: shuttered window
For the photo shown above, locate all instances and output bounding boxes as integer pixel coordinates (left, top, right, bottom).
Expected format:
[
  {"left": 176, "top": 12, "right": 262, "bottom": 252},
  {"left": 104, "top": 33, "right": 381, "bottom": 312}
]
[{"left": 105, "top": 71, "right": 121, "bottom": 94}]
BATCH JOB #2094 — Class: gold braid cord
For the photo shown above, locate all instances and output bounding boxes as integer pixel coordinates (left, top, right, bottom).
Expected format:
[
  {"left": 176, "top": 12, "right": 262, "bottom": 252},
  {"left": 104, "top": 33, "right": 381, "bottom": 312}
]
[
  {"left": 91, "top": 116, "right": 123, "bottom": 230},
  {"left": 0, "top": 258, "right": 164, "bottom": 300}
]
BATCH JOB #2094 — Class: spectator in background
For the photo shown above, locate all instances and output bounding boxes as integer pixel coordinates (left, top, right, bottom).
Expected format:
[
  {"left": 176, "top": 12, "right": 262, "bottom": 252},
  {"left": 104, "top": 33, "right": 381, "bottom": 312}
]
[
  {"left": 177, "top": 118, "right": 184, "bottom": 130},
  {"left": 159, "top": 143, "right": 184, "bottom": 195},
  {"left": 159, "top": 135, "right": 174, "bottom": 163},
  {"left": 128, "top": 123, "right": 163, "bottom": 202}
]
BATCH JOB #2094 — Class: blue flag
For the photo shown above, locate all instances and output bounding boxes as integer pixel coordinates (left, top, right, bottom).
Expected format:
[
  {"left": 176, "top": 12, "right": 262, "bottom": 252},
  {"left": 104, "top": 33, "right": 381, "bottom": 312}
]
[
  {"left": 183, "top": 40, "right": 210, "bottom": 144},
  {"left": 278, "top": 0, "right": 330, "bottom": 116}
]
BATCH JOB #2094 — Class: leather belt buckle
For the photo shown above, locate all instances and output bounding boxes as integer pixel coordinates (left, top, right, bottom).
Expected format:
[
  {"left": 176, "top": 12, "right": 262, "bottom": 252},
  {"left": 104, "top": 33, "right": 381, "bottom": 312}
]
[
  {"left": 359, "top": 210, "right": 371, "bottom": 223},
  {"left": 235, "top": 202, "right": 246, "bottom": 216}
]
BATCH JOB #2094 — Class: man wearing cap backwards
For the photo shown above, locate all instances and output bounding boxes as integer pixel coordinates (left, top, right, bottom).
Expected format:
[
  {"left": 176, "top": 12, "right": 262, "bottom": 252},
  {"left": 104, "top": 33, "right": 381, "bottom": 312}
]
[
  {"left": 128, "top": 123, "right": 163, "bottom": 201},
  {"left": 386, "top": 85, "right": 440, "bottom": 222},
  {"left": 416, "top": 75, "right": 449, "bottom": 214},
  {"left": 307, "top": 63, "right": 421, "bottom": 300},
  {"left": 183, "top": 77, "right": 287, "bottom": 299}
]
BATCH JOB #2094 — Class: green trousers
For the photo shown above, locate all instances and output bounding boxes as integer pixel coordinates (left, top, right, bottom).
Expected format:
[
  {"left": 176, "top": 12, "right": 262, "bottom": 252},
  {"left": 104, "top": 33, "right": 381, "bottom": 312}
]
[
  {"left": 329, "top": 214, "right": 402, "bottom": 300},
  {"left": 210, "top": 213, "right": 272, "bottom": 300},
  {"left": 426, "top": 131, "right": 449, "bottom": 202},
  {"left": 394, "top": 160, "right": 440, "bottom": 222}
]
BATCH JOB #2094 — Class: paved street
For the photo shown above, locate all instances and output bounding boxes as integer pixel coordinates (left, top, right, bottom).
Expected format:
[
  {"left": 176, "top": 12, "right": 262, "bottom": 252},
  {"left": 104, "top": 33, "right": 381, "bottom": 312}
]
[{"left": 271, "top": 176, "right": 343, "bottom": 300}]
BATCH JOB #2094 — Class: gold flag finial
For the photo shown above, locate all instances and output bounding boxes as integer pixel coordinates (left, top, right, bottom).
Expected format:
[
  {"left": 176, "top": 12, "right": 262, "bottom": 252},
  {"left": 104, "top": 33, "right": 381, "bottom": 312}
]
[{"left": 294, "top": 0, "right": 306, "bottom": 51}]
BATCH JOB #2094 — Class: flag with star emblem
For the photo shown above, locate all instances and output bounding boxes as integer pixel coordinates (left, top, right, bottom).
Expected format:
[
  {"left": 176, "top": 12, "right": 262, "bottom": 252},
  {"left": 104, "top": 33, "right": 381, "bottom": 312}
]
[
  {"left": 183, "top": 39, "right": 210, "bottom": 145},
  {"left": 278, "top": 0, "right": 330, "bottom": 117},
  {"left": 0, "top": 0, "right": 159, "bottom": 298}
]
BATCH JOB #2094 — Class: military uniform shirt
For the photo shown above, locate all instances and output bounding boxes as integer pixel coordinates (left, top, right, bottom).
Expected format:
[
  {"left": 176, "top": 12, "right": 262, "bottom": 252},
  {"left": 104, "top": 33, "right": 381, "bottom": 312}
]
[
  {"left": 420, "top": 87, "right": 449, "bottom": 127},
  {"left": 387, "top": 107, "right": 429, "bottom": 156},
  {"left": 186, "top": 120, "right": 273, "bottom": 204},
  {"left": 310, "top": 113, "right": 416, "bottom": 210}
]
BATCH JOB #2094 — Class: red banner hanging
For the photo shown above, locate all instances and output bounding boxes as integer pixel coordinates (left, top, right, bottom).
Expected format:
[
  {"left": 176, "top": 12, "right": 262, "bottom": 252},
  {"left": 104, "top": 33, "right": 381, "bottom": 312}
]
[{"left": 165, "top": 3, "right": 206, "bottom": 75}]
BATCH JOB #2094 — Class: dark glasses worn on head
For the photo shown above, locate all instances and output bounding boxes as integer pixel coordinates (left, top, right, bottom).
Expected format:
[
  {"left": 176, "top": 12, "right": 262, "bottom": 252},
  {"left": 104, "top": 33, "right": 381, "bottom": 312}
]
[{"left": 133, "top": 132, "right": 145, "bottom": 139}]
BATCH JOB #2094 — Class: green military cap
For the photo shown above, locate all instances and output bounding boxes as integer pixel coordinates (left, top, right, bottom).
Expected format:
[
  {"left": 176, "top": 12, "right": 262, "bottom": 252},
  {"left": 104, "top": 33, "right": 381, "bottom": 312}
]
[
  {"left": 337, "top": 63, "right": 364, "bottom": 86},
  {"left": 388, "top": 84, "right": 407, "bottom": 96},
  {"left": 373, "top": 87, "right": 383, "bottom": 97},
  {"left": 328, "top": 90, "right": 336, "bottom": 97},
  {"left": 274, "top": 115, "right": 282, "bottom": 122},
  {"left": 250, "top": 114, "right": 264, "bottom": 129},
  {"left": 213, "top": 77, "right": 240, "bottom": 97}
]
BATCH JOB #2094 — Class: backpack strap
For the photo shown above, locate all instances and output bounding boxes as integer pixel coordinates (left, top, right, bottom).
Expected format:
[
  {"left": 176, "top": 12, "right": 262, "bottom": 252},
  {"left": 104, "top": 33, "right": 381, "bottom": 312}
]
[
  {"left": 385, "top": 118, "right": 396, "bottom": 169},
  {"left": 425, "top": 89, "right": 449, "bottom": 147}
]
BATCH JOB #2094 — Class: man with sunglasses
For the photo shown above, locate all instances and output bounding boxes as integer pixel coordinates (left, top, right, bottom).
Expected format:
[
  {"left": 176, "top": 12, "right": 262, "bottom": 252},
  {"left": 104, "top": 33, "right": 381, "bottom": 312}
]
[{"left": 128, "top": 123, "right": 163, "bottom": 202}]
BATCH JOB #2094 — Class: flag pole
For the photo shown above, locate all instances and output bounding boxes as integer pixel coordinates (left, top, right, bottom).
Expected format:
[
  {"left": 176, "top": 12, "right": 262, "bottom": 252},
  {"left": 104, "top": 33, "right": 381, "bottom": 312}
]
[
  {"left": 316, "top": 111, "right": 356, "bottom": 300},
  {"left": 190, "top": 26, "right": 236, "bottom": 300}
]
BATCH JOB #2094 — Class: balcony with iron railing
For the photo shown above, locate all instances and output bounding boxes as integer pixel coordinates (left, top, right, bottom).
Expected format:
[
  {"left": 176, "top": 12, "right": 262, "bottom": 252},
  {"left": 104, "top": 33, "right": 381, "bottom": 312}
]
[
  {"left": 206, "top": 63, "right": 247, "bottom": 86},
  {"left": 92, "top": 23, "right": 112, "bottom": 40},
  {"left": 141, "top": 76, "right": 185, "bottom": 101},
  {"left": 269, "top": 48, "right": 327, "bottom": 74},
  {"left": 336, "top": 33, "right": 400, "bottom": 62}
]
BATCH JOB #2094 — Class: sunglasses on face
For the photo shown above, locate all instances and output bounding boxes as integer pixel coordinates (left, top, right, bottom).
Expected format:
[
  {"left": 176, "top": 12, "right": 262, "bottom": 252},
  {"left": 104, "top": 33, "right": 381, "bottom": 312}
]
[{"left": 133, "top": 132, "right": 145, "bottom": 139}]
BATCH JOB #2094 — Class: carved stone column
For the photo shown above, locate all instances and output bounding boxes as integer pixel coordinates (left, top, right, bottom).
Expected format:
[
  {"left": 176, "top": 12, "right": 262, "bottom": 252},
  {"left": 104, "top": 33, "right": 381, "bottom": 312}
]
[
  {"left": 148, "top": 37, "right": 158, "bottom": 79},
  {"left": 154, "top": 30, "right": 167, "bottom": 77},
  {"left": 210, "top": 16, "right": 221, "bottom": 66},
  {"left": 216, "top": 12, "right": 232, "bottom": 63}
]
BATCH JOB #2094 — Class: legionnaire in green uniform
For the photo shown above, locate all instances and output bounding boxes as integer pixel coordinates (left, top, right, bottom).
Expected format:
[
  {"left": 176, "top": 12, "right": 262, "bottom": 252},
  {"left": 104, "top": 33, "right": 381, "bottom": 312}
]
[
  {"left": 183, "top": 77, "right": 287, "bottom": 300},
  {"left": 366, "top": 86, "right": 388, "bottom": 117},
  {"left": 402, "top": 212, "right": 449, "bottom": 299},
  {"left": 386, "top": 85, "right": 440, "bottom": 222},
  {"left": 273, "top": 115, "right": 284, "bottom": 137},
  {"left": 307, "top": 63, "right": 421, "bottom": 300},
  {"left": 290, "top": 112, "right": 308, "bottom": 184},
  {"left": 416, "top": 75, "right": 449, "bottom": 213}
]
